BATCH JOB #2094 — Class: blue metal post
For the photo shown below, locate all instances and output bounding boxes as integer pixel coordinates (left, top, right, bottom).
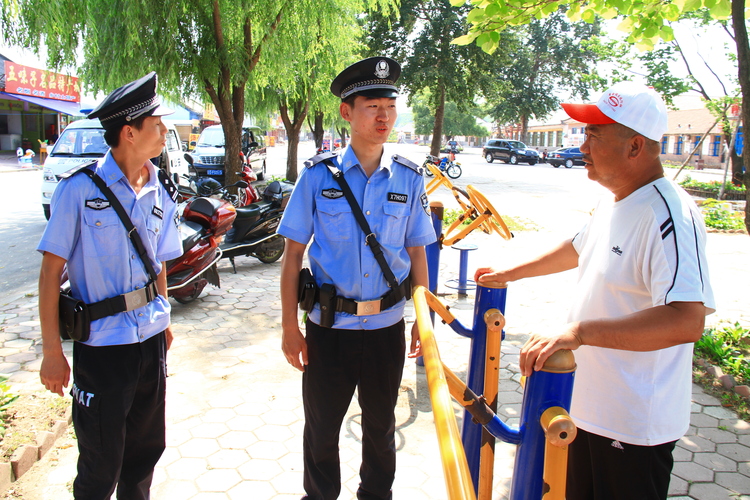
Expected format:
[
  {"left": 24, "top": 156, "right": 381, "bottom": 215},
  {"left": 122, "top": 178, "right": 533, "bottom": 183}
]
[
  {"left": 462, "top": 282, "right": 507, "bottom": 491},
  {"left": 420, "top": 202, "right": 444, "bottom": 367},
  {"left": 510, "top": 357, "right": 575, "bottom": 500}
]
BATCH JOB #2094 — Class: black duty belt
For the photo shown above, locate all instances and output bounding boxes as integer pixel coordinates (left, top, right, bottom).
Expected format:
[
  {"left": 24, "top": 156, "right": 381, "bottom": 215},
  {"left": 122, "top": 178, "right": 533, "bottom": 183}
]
[
  {"left": 333, "top": 277, "right": 411, "bottom": 317},
  {"left": 87, "top": 281, "right": 159, "bottom": 322}
]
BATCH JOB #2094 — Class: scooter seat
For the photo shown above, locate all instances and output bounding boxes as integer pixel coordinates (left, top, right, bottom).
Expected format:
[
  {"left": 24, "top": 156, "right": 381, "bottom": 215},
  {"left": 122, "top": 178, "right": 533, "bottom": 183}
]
[
  {"left": 179, "top": 220, "right": 206, "bottom": 254},
  {"left": 234, "top": 201, "right": 273, "bottom": 220}
]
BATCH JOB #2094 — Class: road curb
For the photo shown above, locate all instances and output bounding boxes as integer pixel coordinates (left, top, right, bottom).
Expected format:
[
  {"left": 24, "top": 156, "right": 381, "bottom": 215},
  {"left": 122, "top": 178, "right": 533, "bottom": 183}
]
[{"left": 3, "top": 406, "right": 72, "bottom": 489}]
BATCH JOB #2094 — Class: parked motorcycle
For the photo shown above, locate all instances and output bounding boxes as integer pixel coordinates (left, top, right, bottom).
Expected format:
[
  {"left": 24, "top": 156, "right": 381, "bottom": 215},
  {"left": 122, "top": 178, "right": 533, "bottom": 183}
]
[
  {"left": 422, "top": 154, "right": 462, "bottom": 179},
  {"left": 178, "top": 154, "right": 260, "bottom": 207},
  {"left": 166, "top": 182, "right": 244, "bottom": 304},
  {"left": 184, "top": 153, "right": 292, "bottom": 272}
]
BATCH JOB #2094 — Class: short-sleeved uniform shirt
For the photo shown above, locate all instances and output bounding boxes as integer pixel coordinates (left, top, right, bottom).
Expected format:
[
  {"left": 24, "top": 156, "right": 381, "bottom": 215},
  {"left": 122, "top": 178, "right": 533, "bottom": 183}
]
[
  {"left": 277, "top": 146, "right": 436, "bottom": 330},
  {"left": 568, "top": 177, "right": 715, "bottom": 446},
  {"left": 37, "top": 151, "right": 183, "bottom": 347}
]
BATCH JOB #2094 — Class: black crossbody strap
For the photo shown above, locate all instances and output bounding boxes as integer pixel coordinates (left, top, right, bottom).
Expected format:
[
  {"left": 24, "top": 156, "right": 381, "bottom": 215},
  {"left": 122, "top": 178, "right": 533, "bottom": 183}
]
[
  {"left": 78, "top": 168, "right": 159, "bottom": 282},
  {"left": 322, "top": 159, "right": 399, "bottom": 289}
]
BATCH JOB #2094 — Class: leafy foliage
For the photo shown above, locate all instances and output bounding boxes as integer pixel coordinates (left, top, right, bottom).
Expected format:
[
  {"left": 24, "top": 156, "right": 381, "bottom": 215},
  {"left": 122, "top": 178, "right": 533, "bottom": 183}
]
[
  {"left": 679, "top": 176, "right": 746, "bottom": 193},
  {"left": 412, "top": 94, "right": 489, "bottom": 137},
  {"left": 699, "top": 199, "right": 746, "bottom": 230},
  {"left": 695, "top": 322, "right": 750, "bottom": 385},
  {"left": 0, "top": 375, "right": 19, "bottom": 438},
  {"left": 481, "top": 8, "right": 603, "bottom": 142}
]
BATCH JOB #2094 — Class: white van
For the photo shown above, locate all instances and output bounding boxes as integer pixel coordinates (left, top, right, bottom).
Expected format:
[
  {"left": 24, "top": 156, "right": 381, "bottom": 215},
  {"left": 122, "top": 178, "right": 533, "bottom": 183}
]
[{"left": 41, "top": 118, "right": 186, "bottom": 219}]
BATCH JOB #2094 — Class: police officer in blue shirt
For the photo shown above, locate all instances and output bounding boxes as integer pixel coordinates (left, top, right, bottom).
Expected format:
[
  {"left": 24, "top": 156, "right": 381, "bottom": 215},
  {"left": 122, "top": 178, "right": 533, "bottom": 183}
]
[
  {"left": 279, "top": 57, "right": 437, "bottom": 500},
  {"left": 37, "top": 72, "right": 183, "bottom": 499}
]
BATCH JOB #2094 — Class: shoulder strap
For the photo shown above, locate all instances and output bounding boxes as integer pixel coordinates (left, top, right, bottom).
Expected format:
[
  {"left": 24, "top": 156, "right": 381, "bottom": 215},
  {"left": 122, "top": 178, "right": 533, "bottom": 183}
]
[
  {"left": 157, "top": 168, "right": 179, "bottom": 202},
  {"left": 78, "top": 167, "right": 159, "bottom": 283},
  {"left": 304, "top": 150, "right": 339, "bottom": 169},
  {"left": 322, "top": 158, "right": 399, "bottom": 289},
  {"left": 391, "top": 154, "right": 423, "bottom": 175}
]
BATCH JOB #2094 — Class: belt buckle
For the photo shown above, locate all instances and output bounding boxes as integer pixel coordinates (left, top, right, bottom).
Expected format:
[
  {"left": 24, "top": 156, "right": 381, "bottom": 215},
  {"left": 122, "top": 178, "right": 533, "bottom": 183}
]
[
  {"left": 123, "top": 288, "right": 148, "bottom": 311},
  {"left": 356, "top": 299, "right": 381, "bottom": 316}
]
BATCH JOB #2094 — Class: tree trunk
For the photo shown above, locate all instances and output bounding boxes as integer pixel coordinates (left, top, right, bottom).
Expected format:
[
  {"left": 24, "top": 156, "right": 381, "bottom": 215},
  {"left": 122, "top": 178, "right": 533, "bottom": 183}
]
[
  {"left": 519, "top": 114, "right": 529, "bottom": 144},
  {"left": 312, "top": 111, "right": 325, "bottom": 150},
  {"left": 280, "top": 96, "right": 310, "bottom": 183},
  {"left": 337, "top": 126, "right": 348, "bottom": 148},
  {"left": 204, "top": 82, "right": 244, "bottom": 192},
  {"left": 731, "top": 0, "right": 750, "bottom": 233},
  {"left": 430, "top": 81, "right": 446, "bottom": 157}
]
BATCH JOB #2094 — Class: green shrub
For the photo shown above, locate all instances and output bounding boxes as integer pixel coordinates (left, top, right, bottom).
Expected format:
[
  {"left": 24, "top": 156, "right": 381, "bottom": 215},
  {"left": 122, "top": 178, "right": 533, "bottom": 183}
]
[
  {"left": 679, "top": 175, "right": 745, "bottom": 194},
  {"left": 0, "top": 375, "right": 19, "bottom": 438},
  {"left": 695, "top": 322, "right": 750, "bottom": 385},
  {"left": 700, "top": 199, "right": 746, "bottom": 231}
]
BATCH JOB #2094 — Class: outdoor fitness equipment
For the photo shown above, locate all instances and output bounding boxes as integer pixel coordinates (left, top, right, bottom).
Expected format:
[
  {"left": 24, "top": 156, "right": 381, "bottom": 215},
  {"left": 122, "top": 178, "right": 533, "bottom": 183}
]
[
  {"left": 421, "top": 181, "right": 577, "bottom": 499},
  {"left": 413, "top": 285, "right": 577, "bottom": 500}
]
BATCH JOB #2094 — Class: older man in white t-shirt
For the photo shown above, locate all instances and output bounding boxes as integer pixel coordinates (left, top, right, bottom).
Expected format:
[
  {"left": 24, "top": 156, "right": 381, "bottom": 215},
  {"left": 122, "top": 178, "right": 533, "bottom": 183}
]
[{"left": 475, "top": 82, "right": 715, "bottom": 500}]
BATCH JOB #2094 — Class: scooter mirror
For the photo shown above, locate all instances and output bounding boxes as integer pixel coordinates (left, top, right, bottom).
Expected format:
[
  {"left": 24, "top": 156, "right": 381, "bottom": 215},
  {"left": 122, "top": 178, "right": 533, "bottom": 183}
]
[
  {"left": 184, "top": 153, "right": 195, "bottom": 166},
  {"left": 249, "top": 141, "right": 259, "bottom": 149},
  {"left": 233, "top": 181, "right": 249, "bottom": 189}
]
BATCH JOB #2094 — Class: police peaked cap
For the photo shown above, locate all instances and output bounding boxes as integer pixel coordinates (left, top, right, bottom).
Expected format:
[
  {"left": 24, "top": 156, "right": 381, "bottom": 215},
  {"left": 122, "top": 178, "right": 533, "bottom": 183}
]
[
  {"left": 88, "top": 71, "right": 173, "bottom": 130},
  {"left": 330, "top": 57, "right": 401, "bottom": 99}
]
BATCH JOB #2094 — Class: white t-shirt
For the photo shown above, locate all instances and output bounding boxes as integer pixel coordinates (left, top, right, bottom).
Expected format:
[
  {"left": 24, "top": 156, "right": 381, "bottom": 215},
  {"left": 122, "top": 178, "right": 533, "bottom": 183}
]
[{"left": 569, "top": 177, "right": 715, "bottom": 446}]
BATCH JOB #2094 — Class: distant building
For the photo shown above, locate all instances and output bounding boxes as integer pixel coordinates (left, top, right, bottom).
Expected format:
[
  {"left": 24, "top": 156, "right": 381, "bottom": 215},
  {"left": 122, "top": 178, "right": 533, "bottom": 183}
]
[{"left": 525, "top": 95, "right": 734, "bottom": 169}]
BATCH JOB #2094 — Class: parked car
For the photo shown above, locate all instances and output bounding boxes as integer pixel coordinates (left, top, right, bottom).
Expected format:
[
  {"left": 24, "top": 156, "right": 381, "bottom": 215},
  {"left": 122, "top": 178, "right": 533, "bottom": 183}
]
[
  {"left": 483, "top": 139, "right": 539, "bottom": 165},
  {"left": 547, "top": 147, "right": 585, "bottom": 168},
  {"left": 41, "top": 118, "right": 186, "bottom": 220},
  {"left": 191, "top": 125, "right": 267, "bottom": 183}
]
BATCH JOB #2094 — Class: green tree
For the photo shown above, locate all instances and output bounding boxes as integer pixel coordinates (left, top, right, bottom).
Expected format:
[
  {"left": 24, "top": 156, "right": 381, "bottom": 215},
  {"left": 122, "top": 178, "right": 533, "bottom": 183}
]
[
  {"left": 483, "top": 10, "right": 602, "bottom": 143},
  {"left": 363, "top": 0, "right": 509, "bottom": 156},
  {"left": 452, "top": 0, "right": 750, "bottom": 232},
  {"left": 1, "top": 0, "right": 394, "bottom": 186},
  {"left": 413, "top": 94, "right": 489, "bottom": 138}
]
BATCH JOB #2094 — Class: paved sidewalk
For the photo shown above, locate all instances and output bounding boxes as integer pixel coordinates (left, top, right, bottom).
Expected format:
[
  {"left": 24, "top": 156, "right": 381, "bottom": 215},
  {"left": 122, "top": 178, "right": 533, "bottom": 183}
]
[{"left": 1, "top": 226, "right": 749, "bottom": 499}]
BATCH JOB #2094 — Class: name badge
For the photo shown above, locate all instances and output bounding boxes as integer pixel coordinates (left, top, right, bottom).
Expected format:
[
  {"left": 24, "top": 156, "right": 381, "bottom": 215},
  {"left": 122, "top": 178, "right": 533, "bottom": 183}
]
[
  {"left": 388, "top": 192, "right": 408, "bottom": 203},
  {"left": 152, "top": 206, "right": 164, "bottom": 219}
]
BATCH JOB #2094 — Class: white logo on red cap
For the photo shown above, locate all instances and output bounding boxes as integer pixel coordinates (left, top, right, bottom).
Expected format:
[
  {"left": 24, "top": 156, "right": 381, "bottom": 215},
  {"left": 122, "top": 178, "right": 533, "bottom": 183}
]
[{"left": 375, "top": 60, "right": 390, "bottom": 79}]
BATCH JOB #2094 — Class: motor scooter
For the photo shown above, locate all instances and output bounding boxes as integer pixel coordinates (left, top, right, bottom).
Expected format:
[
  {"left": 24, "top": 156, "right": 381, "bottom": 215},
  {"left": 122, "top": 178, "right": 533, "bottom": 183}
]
[
  {"left": 178, "top": 153, "right": 260, "bottom": 207},
  {"left": 183, "top": 153, "right": 293, "bottom": 272},
  {"left": 220, "top": 179, "right": 293, "bottom": 271},
  {"left": 166, "top": 181, "right": 245, "bottom": 304}
]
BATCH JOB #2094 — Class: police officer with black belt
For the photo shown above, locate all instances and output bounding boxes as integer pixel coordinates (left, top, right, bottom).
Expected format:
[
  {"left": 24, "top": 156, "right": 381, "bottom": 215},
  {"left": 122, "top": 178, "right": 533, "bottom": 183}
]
[
  {"left": 37, "top": 72, "right": 182, "bottom": 499},
  {"left": 279, "top": 57, "right": 437, "bottom": 500}
]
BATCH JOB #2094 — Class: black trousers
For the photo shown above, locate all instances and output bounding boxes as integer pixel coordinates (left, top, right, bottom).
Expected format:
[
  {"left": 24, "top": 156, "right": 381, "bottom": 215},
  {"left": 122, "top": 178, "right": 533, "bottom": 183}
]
[
  {"left": 71, "top": 332, "right": 167, "bottom": 500},
  {"left": 302, "top": 319, "right": 406, "bottom": 500},
  {"left": 567, "top": 428, "right": 676, "bottom": 500}
]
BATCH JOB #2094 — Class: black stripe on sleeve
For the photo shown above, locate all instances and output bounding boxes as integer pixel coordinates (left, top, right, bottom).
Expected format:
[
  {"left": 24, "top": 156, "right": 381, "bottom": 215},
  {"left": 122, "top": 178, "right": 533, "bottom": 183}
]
[{"left": 653, "top": 185, "right": 679, "bottom": 304}]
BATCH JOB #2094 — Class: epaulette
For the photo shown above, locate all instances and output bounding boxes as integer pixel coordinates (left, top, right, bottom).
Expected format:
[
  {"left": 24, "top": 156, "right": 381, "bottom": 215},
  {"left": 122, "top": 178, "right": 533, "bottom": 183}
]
[
  {"left": 391, "top": 154, "right": 423, "bottom": 175},
  {"left": 157, "top": 168, "right": 179, "bottom": 202},
  {"left": 59, "top": 159, "right": 99, "bottom": 180},
  {"left": 304, "top": 150, "right": 339, "bottom": 169}
]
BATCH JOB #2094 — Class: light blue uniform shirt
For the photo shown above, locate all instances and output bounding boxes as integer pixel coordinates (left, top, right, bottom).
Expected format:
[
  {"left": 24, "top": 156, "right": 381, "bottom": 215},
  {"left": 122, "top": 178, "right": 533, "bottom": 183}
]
[
  {"left": 278, "top": 146, "right": 437, "bottom": 330},
  {"left": 38, "top": 151, "right": 183, "bottom": 346}
]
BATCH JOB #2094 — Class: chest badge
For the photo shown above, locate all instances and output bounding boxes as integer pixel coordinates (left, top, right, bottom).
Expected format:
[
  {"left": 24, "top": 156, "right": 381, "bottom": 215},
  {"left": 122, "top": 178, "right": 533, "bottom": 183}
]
[
  {"left": 388, "top": 192, "right": 408, "bottom": 203},
  {"left": 85, "top": 198, "right": 110, "bottom": 210},
  {"left": 152, "top": 206, "right": 164, "bottom": 219},
  {"left": 322, "top": 188, "right": 344, "bottom": 199}
]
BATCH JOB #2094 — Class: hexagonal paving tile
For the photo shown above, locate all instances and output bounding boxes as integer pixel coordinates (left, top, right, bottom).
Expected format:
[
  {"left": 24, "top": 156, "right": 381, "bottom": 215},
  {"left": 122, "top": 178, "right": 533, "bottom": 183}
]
[
  {"left": 237, "top": 458, "right": 283, "bottom": 481},
  {"left": 165, "top": 457, "right": 209, "bottom": 480},
  {"left": 227, "top": 480, "right": 277, "bottom": 500},
  {"left": 217, "top": 430, "right": 258, "bottom": 449},
  {"left": 177, "top": 438, "right": 221, "bottom": 458},
  {"left": 672, "top": 461, "right": 714, "bottom": 483},
  {"left": 195, "top": 468, "right": 242, "bottom": 492},
  {"left": 207, "top": 449, "right": 251, "bottom": 469}
]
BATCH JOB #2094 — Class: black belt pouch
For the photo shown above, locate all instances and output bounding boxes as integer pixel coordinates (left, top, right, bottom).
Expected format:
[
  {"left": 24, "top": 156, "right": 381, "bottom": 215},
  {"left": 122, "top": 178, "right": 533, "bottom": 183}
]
[
  {"left": 318, "top": 283, "right": 336, "bottom": 329},
  {"left": 298, "top": 268, "right": 317, "bottom": 312},
  {"left": 59, "top": 287, "right": 91, "bottom": 342}
]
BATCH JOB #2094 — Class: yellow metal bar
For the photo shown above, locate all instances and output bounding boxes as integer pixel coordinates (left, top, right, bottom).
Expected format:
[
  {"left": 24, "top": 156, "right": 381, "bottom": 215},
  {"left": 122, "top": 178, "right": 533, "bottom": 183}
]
[
  {"left": 540, "top": 407, "right": 577, "bottom": 500},
  {"left": 478, "top": 309, "right": 505, "bottom": 500},
  {"left": 414, "top": 286, "right": 477, "bottom": 500},
  {"left": 424, "top": 290, "right": 457, "bottom": 326}
]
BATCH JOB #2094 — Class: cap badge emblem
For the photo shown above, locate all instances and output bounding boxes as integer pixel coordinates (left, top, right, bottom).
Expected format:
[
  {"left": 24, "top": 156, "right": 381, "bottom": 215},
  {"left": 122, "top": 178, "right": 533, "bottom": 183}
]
[
  {"left": 375, "top": 60, "right": 390, "bottom": 79},
  {"left": 606, "top": 92, "right": 623, "bottom": 109}
]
